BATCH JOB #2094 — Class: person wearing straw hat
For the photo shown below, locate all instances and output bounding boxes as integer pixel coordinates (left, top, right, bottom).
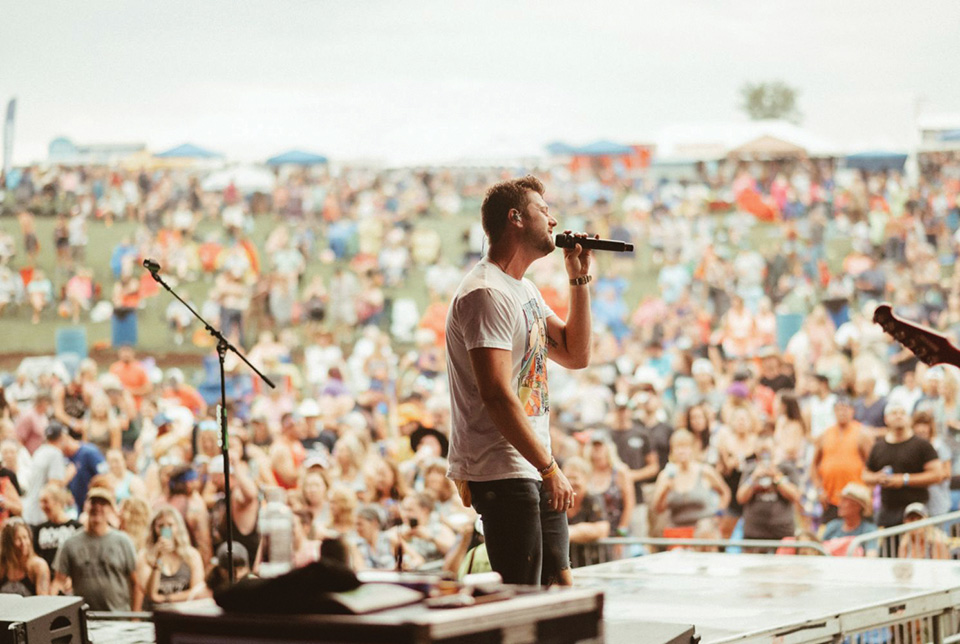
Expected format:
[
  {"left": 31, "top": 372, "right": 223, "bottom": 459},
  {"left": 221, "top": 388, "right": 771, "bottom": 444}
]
[{"left": 820, "top": 483, "right": 878, "bottom": 555}]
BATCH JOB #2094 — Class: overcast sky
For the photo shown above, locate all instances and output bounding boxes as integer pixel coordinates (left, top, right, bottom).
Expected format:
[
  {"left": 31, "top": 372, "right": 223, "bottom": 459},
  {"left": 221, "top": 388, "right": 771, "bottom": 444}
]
[{"left": 3, "top": 0, "right": 960, "bottom": 165}]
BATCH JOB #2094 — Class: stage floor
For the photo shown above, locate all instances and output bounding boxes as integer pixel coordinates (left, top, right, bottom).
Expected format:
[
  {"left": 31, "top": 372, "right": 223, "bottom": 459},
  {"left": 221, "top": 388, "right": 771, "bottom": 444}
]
[{"left": 574, "top": 551, "right": 960, "bottom": 643}]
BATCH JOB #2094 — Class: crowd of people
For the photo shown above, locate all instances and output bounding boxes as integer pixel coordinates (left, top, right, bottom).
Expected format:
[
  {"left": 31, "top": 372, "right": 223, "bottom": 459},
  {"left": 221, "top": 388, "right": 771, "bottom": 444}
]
[{"left": 0, "top": 148, "right": 959, "bottom": 608}]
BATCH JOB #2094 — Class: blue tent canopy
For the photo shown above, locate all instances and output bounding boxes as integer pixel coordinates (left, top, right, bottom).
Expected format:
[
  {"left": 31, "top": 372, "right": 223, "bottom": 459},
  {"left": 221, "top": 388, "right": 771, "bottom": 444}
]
[
  {"left": 844, "top": 151, "right": 908, "bottom": 172},
  {"left": 574, "top": 140, "right": 634, "bottom": 156},
  {"left": 155, "top": 143, "right": 222, "bottom": 159},
  {"left": 546, "top": 140, "right": 634, "bottom": 157},
  {"left": 546, "top": 141, "right": 577, "bottom": 155},
  {"left": 265, "top": 149, "right": 329, "bottom": 166}
]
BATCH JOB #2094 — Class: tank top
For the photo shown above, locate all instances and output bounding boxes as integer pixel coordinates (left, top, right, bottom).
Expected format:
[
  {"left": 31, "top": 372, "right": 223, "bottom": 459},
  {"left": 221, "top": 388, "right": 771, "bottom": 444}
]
[
  {"left": 594, "top": 470, "right": 624, "bottom": 535},
  {"left": 666, "top": 465, "right": 716, "bottom": 527},
  {"left": 115, "top": 471, "right": 135, "bottom": 502},
  {"left": 819, "top": 423, "right": 865, "bottom": 506},
  {"left": 143, "top": 560, "right": 191, "bottom": 610},
  {"left": 273, "top": 440, "right": 306, "bottom": 490},
  {"left": 86, "top": 418, "right": 112, "bottom": 454},
  {"left": 63, "top": 385, "right": 86, "bottom": 421},
  {"left": 210, "top": 496, "right": 261, "bottom": 563},
  {"left": 0, "top": 572, "right": 37, "bottom": 597}
]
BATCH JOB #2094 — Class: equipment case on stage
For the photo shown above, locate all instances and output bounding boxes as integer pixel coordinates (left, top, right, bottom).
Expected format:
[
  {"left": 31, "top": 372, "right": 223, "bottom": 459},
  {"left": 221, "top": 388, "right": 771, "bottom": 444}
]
[{"left": 153, "top": 586, "right": 604, "bottom": 644}]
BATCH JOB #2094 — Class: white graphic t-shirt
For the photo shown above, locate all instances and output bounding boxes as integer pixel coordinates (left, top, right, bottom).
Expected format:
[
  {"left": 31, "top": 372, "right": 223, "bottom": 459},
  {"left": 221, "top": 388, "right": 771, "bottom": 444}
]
[{"left": 446, "top": 258, "right": 556, "bottom": 481}]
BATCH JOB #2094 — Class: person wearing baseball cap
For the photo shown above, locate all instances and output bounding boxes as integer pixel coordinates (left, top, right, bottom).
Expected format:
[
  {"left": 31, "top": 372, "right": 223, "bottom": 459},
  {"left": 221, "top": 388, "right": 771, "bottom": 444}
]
[
  {"left": 51, "top": 486, "right": 138, "bottom": 610},
  {"left": 898, "top": 502, "right": 950, "bottom": 559}
]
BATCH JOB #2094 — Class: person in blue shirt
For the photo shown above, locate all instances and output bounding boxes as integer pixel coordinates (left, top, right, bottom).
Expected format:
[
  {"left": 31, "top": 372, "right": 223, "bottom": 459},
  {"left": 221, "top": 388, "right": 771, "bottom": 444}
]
[
  {"left": 55, "top": 428, "right": 106, "bottom": 510},
  {"left": 820, "top": 482, "right": 878, "bottom": 556}
]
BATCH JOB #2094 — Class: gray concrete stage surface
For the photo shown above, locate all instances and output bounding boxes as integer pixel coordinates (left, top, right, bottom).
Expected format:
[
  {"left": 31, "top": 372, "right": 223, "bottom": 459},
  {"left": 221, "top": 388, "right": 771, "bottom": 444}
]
[{"left": 574, "top": 550, "right": 960, "bottom": 643}]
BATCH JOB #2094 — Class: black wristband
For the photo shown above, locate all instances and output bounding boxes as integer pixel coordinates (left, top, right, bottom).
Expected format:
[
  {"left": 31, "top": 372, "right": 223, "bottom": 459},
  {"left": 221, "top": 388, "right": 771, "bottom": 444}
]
[{"left": 570, "top": 275, "right": 592, "bottom": 286}]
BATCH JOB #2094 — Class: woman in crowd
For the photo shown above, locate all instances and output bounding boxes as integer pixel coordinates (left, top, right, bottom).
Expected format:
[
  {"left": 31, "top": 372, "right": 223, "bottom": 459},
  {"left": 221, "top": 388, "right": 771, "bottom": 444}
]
[
  {"left": 100, "top": 373, "right": 139, "bottom": 453},
  {"left": 684, "top": 404, "right": 713, "bottom": 461},
  {"left": 584, "top": 431, "right": 635, "bottom": 537},
  {"left": 26, "top": 268, "right": 53, "bottom": 324},
  {"left": 363, "top": 456, "right": 408, "bottom": 526},
  {"left": 714, "top": 405, "right": 758, "bottom": 537},
  {"left": 564, "top": 456, "right": 611, "bottom": 568},
  {"left": 653, "top": 429, "right": 730, "bottom": 536},
  {"left": 327, "top": 483, "right": 360, "bottom": 537},
  {"left": 52, "top": 359, "right": 96, "bottom": 439},
  {"left": 84, "top": 393, "right": 123, "bottom": 454},
  {"left": 332, "top": 432, "right": 369, "bottom": 495},
  {"left": 106, "top": 448, "right": 147, "bottom": 503},
  {"left": 353, "top": 505, "right": 394, "bottom": 570},
  {"left": 136, "top": 506, "right": 206, "bottom": 609},
  {"left": 0, "top": 518, "right": 50, "bottom": 596},
  {"left": 298, "top": 469, "right": 332, "bottom": 537},
  {"left": 165, "top": 465, "right": 213, "bottom": 568},
  {"left": 119, "top": 496, "right": 152, "bottom": 552},
  {"left": 774, "top": 392, "right": 808, "bottom": 465}
]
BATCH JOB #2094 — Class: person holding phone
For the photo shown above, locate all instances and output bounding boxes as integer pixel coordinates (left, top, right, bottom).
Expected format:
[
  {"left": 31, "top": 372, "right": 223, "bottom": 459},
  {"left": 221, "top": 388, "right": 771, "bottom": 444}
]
[
  {"left": 136, "top": 506, "right": 206, "bottom": 610},
  {"left": 387, "top": 493, "right": 454, "bottom": 570}
]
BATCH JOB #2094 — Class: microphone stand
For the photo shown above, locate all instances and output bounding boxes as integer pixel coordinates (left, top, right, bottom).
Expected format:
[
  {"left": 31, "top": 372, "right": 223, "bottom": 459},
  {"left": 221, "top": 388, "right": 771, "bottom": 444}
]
[{"left": 144, "top": 262, "right": 275, "bottom": 584}]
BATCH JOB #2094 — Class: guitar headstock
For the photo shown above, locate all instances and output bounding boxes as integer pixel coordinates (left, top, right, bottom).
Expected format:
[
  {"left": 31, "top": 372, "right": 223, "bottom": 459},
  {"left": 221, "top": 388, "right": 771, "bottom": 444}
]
[{"left": 872, "top": 304, "right": 960, "bottom": 369}]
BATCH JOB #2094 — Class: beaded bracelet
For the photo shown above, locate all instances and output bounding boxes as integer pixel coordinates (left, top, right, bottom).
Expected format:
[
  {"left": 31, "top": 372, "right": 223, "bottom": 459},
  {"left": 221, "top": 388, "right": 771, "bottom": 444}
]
[{"left": 541, "top": 462, "right": 560, "bottom": 480}]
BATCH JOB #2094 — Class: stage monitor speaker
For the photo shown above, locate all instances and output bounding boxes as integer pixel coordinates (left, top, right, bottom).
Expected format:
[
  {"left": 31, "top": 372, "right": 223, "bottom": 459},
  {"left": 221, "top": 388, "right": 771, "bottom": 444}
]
[{"left": 0, "top": 594, "right": 86, "bottom": 644}]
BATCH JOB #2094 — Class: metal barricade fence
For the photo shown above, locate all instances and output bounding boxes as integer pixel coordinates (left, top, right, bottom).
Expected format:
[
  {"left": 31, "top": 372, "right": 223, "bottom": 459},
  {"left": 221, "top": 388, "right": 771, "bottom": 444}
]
[
  {"left": 846, "top": 510, "right": 960, "bottom": 559},
  {"left": 842, "top": 604, "right": 960, "bottom": 644},
  {"left": 577, "top": 537, "right": 829, "bottom": 566}
]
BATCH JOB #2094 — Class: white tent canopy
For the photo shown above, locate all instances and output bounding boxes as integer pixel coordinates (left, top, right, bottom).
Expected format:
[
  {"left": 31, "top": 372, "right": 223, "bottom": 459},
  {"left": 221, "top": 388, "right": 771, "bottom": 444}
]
[
  {"left": 201, "top": 165, "right": 276, "bottom": 194},
  {"left": 654, "top": 120, "right": 839, "bottom": 160}
]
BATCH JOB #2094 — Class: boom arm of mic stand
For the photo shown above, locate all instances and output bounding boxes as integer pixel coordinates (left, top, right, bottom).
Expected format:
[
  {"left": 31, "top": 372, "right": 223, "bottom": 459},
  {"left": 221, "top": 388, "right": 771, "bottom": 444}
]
[
  {"left": 148, "top": 272, "right": 276, "bottom": 389},
  {"left": 147, "top": 269, "right": 275, "bottom": 586}
]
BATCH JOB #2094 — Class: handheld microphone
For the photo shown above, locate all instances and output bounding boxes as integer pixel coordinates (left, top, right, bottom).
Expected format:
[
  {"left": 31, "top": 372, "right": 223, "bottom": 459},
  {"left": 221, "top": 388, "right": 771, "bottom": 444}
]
[
  {"left": 143, "top": 258, "right": 162, "bottom": 275},
  {"left": 555, "top": 234, "right": 634, "bottom": 253}
]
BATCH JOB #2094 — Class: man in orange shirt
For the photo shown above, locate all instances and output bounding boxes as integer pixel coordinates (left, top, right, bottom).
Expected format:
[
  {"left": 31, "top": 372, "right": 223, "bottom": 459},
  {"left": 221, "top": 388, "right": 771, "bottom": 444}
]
[
  {"left": 812, "top": 396, "right": 874, "bottom": 523},
  {"left": 161, "top": 368, "right": 207, "bottom": 418},
  {"left": 109, "top": 346, "right": 153, "bottom": 411}
]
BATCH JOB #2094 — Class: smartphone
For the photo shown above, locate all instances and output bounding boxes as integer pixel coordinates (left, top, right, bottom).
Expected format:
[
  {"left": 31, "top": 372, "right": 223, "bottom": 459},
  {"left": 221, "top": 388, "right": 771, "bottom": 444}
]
[{"left": 161, "top": 526, "right": 173, "bottom": 540}]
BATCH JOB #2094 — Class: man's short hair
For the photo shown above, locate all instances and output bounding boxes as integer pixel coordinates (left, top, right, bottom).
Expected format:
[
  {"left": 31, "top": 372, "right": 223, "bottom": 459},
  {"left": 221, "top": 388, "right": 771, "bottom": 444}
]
[{"left": 480, "top": 175, "right": 545, "bottom": 244}]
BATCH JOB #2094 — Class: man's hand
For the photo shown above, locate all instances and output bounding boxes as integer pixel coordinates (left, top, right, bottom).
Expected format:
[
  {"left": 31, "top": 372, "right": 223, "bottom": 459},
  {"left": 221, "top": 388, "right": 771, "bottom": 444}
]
[
  {"left": 559, "top": 230, "right": 596, "bottom": 279},
  {"left": 543, "top": 470, "right": 575, "bottom": 513}
]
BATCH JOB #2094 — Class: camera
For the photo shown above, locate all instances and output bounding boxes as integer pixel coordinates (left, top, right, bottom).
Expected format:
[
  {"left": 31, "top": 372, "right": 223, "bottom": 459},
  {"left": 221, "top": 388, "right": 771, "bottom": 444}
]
[{"left": 409, "top": 517, "right": 419, "bottom": 529}]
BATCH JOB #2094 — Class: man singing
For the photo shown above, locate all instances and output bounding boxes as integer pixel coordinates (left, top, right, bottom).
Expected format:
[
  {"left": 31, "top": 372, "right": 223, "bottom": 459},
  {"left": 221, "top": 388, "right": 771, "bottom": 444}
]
[{"left": 445, "top": 175, "right": 593, "bottom": 586}]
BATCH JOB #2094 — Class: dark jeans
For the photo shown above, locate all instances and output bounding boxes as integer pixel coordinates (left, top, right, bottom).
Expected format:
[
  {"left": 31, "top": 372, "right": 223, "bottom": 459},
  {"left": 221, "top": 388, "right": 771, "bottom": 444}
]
[{"left": 468, "top": 478, "right": 570, "bottom": 586}]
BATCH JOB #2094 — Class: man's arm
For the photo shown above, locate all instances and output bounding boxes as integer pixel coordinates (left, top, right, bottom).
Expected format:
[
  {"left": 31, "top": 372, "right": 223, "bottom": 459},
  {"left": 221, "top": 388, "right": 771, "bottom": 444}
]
[
  {"left": 51, "top": 571, "right": 69, "bottom": 596},
  {"left": 269, "top": 444, "right": 298, "bottom": 488},
  {"left": 545, "top": 235, "right": 592, "bottom": 369},
  {"left": 895, "top": 459, "right": 942, "bottom": 488},
  {"left": 468, "top": 347, "right": 573, "bottom": 512},
  {"left": 568, "top": 520, "right": 610, "bottom": 544},
  {"left": 545, "top": 295, "right": 590, "bottom": 369},
  {"left": 630, "top": 451, "right": 660, "bottom": 484}
]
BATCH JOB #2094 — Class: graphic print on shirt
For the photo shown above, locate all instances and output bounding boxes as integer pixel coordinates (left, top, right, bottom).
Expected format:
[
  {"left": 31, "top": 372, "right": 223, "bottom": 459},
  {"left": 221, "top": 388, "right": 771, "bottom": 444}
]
[{"left": 518, "top": 298, "right": 549, "bottom": 417}]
